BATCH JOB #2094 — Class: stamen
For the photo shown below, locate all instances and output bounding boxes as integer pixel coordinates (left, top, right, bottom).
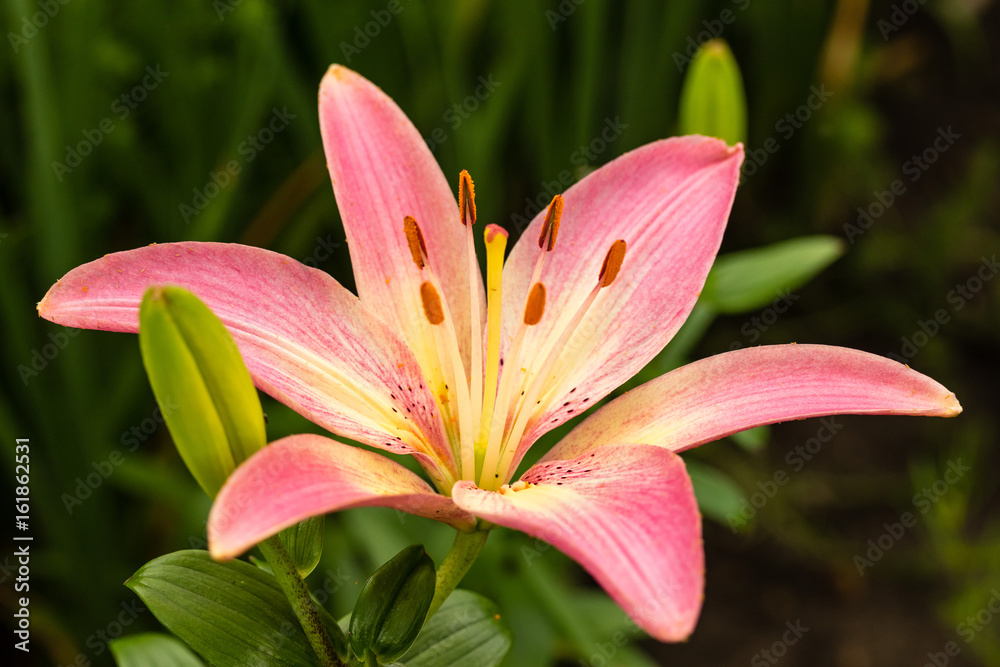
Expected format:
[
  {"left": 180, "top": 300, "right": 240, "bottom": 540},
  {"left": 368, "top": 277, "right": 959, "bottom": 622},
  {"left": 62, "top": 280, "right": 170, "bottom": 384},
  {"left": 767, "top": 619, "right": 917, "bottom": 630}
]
[
  {"left": 460, "top": 170, "right": 484, "bottom": 457},
  {"left": 523, "top": 283, "right": 546, "bottom": 325},
  {"left": 459, "top": 170, "right": 476, "bottom": 226},
  {"left": 404, "top": 216, "right": 428, "bottom": 269},
  {"left": 523, "top": 196, "right": 562, "bottom": 298},
  {"left": 495, "top": 240, "right": 629, "bottom": 483},
  {"left": 537, "top": 195, "right": 563, "bottom": 251},
  {"left": 479, "top": 326, "right": 527, "bottom": 487},
  {"left": 599, "top": 239, "right": 627, "bottom": 287},
  {"left": 419, "top": 275, "right": 476, "bottom": 480},
  {"left": 400, "top": 219, "right": 461, "bottom": 472},
  {"left": 420, "top": 282, "right": 444, "bottom": 324}
]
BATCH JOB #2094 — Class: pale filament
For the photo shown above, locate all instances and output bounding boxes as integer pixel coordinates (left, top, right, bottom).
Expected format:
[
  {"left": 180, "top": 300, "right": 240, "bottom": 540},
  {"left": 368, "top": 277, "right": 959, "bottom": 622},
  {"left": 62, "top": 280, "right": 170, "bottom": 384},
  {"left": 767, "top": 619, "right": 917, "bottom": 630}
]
[
  {"left": 406, "top": 216, "right": 475, "bottom": 474},
  {"left": 494, "top": 240, "right": 625, "bottom": 486},
  {"left": 460, "top": 171, "right": 485, "bottom": 441}
]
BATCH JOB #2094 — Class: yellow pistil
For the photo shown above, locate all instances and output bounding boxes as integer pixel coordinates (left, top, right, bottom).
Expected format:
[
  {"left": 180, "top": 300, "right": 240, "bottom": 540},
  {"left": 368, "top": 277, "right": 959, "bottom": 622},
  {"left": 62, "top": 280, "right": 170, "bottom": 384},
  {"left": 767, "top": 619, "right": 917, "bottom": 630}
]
[{"left": 476, "top": 224, "right": 508, "bottom": 475}]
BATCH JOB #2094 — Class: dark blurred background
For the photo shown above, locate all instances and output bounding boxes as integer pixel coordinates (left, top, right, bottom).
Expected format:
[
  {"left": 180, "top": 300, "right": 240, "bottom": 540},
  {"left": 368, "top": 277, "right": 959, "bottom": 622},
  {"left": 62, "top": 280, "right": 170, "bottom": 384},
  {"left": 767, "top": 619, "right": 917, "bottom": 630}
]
[{"left": 2, "top": 0, "right": 998, "bottom": 665}]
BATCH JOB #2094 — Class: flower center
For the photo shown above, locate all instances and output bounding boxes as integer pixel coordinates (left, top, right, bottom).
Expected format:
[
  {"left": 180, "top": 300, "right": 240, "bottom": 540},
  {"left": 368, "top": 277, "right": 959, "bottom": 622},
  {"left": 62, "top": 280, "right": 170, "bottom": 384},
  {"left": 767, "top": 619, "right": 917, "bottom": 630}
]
[{"left": 405, "top": 171, "right": 626, "bottom": 490}]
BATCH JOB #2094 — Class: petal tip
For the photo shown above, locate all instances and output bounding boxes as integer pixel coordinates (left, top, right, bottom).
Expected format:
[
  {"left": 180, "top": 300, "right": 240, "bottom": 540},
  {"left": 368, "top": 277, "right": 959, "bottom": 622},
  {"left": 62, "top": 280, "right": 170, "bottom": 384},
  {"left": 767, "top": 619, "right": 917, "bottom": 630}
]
[
  {"left": 630, "top": 593, "right": 701, "bottom": 643},
  {"left": 678, "top": 134, "right": 744, "bottom": 168},
  {"left": 321, "top": 64, "right": 363, "bottom": 93},
  {"left": 940, "top": 393, "right": 962, "bottom": 417},
  {"left": 206, "top": 536, "right": 240, "bottom": 562},
  {"left": 37, "top": 286, "right": 59, "bottom": 321},
  {"left": 207, "top": 512, "right": 251, "bottom": 562},
  {"left": 651, "top": 621, "right": 697, "bottom": 643}
]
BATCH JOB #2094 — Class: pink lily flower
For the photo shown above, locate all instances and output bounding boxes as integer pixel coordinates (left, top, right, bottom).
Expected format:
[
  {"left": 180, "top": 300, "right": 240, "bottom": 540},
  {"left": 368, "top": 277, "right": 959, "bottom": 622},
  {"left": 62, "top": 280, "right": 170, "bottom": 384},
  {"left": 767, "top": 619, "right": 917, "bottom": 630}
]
[{"left": 38, "top": 65, "right": 960, "bottom": 642}]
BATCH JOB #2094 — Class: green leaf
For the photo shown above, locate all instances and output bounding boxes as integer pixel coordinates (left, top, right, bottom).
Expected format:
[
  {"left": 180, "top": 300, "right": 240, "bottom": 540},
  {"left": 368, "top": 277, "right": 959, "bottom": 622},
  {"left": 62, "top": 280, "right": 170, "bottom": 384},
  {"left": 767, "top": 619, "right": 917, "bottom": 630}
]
[
  {"left": 125, "top": 550, "right": 319, "bottom": 667},
  {"left": 111, "top": 633, "right": 206, "bottom": 667},
  {"left": 280, "top": 516, "right": 325, "bottom": 578},
  {"left": 351, "top": 545, "right": 436, "bottom": 664},
  {"left": 138, "top": 286, "right": 266, "bottom": 496},
  {"left": 678, "top": 39, "right": 747, "bottom": 146},
  {"left": 686, "top": 460, "right": 744, "bottom": 524},
  {"left": 401, "top": 590, "right": 513, "bottom": 667},
  {"left": 702, "top": 236, "right": 845, "bottom": 314}
]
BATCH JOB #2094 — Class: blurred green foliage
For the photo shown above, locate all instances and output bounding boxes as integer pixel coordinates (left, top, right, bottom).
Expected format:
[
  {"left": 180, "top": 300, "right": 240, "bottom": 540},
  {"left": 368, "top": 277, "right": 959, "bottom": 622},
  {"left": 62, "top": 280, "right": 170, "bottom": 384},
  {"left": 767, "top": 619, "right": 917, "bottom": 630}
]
[{"left": 2, "top": 1, "right": 998, "bottom": 666}]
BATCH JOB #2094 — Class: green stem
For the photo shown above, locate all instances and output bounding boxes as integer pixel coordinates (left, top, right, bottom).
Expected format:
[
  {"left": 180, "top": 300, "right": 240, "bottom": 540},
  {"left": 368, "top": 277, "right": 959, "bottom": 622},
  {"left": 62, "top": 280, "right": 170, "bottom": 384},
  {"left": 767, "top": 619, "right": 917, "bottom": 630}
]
[
  {"left": 258, "top": 536, "right": 344, "bottom": 667},
  {"left": 428, "top": 530, "right": 489, "bottom": 617}
]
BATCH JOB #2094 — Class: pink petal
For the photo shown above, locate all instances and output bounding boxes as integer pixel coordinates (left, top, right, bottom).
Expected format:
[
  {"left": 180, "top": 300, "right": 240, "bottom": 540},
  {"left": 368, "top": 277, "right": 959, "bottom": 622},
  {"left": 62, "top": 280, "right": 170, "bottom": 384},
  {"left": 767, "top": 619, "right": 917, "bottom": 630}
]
[
  {"left": 501, "top": 137, "right": 743, "bottom": 467},
  {"left": 546, "top": 344, "right": 962, "bottom": 462},
  {"left": 210, "top": 434, "right": 476, "bottom": 560},
  {"left": 320, "top": 65, "right": 483, "bottom": 378},
  {"left": 452, "top": 444, "right": 703, "bottom": 642},
  {"left": 37, "top": 242, "right": 456, "bottom": 483}
]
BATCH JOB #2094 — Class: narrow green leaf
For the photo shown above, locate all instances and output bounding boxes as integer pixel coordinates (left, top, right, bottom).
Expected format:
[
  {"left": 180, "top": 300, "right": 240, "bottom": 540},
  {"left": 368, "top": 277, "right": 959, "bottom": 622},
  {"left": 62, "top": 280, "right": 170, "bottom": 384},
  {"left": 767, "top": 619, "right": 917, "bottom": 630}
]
[
  {"left": 138, "top": 286, "right": 266, "bottom": 496},
  {"left": 351, "top": 545, "right": 436, "bottom": 663},
  {"left": 111, "top": 633, "right": 206, "bottom": 667},
  {"left": 686, "top": 460, "right": 745, "bottom": 525},
  {"left": 125, "top": 550, "right": 318, "bottom": 667},
  {"left": 678, "top": 39, "right": 747, "bottom": 146},
  {"left": 702, "top": 236, "right": 846, "bottom": 314},
  {"left": 402, "top": 590, "right": 512, "bottom": 667},
  {"left": 280, "top": 516, "right": 325, "bottom": 578}
]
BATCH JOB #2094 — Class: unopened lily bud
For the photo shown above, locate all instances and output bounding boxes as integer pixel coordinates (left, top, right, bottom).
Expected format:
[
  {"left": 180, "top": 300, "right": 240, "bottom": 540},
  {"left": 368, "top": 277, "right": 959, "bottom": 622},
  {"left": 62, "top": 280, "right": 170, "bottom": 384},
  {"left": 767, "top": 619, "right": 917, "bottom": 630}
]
[{"left": 350, "top": 544, "right": 436, "bottom": 663}]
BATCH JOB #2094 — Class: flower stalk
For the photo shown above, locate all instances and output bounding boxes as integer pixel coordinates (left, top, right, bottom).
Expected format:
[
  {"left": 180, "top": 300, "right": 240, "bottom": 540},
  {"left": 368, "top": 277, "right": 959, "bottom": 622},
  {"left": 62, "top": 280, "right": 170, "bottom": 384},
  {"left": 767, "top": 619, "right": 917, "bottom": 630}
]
[
  {"left": 429, "top": 530, "right": 490, "bottom": 617},
  {"left": 257, "top": 536, "right": 344, "bottom": 667}
]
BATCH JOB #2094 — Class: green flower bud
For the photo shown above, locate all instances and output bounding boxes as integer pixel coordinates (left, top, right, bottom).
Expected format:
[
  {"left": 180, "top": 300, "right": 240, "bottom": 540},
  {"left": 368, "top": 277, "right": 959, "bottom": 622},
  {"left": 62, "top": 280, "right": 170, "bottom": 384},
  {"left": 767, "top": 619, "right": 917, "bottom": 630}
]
[
  {"left": 138, "top": 286, "right": 266, "bottom": 496},
  {"left": 679, "top": 38, "right": 748, "bottom": 146},
  {"left": 350, "top": 545, "right": 436, "bottom": 663}
]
